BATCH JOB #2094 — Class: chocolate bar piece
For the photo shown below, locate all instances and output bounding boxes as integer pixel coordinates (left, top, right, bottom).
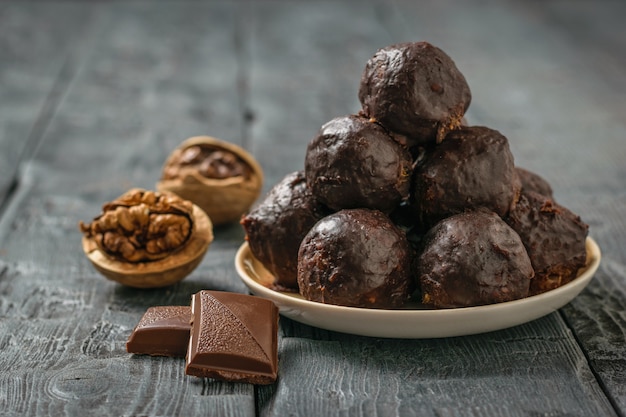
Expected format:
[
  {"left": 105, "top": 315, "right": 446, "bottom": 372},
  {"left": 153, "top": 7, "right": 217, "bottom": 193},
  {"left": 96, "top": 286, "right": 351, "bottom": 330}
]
[
  {"left": 185, "top": 290, "right": 279, "bottom": 385},
  {"left": 126, "top": 306, "right": 191, "bottom": 357}
]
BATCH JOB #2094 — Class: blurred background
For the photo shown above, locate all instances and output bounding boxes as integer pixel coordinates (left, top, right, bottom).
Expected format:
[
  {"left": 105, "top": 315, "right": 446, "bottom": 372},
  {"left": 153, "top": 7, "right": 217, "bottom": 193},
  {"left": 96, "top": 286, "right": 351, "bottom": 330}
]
[{"left": 2, "top": 0, "right": 624, "bottom": 198}]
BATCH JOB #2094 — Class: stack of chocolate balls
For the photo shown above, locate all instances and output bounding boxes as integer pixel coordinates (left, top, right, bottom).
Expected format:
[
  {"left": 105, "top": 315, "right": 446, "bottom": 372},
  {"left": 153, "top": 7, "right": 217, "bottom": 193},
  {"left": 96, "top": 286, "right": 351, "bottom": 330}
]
[{"left": 241, "top": 41, "right": 589, "bottom": 309}]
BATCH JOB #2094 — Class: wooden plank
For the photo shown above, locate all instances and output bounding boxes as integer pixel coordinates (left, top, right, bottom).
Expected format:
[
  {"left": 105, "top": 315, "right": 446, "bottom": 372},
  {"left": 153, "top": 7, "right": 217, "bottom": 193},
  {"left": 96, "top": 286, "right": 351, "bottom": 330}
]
[
  {"left": 0, "top": 2, "right": 255, "bottom": 416},
  {"left": 559, "top": 193, "right": 626, "bottom": 411},
  {"left": 0, "top": 3, "right": 92, "bottom": 207},
  {"left": 264, "top": 316, "right": 614, "bottom": 417}
]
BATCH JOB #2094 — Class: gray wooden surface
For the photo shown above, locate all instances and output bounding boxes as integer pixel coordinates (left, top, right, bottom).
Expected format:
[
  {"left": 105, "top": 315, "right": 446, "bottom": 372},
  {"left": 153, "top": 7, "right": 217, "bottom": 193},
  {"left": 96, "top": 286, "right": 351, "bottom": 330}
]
[{"left": 1, "top": 1, "right": 625, "bottom": 416}]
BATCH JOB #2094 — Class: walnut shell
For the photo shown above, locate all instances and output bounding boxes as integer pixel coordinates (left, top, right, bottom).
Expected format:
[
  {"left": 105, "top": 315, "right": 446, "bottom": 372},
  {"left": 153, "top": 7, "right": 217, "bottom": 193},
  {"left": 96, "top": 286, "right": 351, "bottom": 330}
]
[
  {"left": 79, "top": 188, "right": 213, "bottom": 288},
  {"left": 157, "top": 136, "right": 264, "bottom": 225}
]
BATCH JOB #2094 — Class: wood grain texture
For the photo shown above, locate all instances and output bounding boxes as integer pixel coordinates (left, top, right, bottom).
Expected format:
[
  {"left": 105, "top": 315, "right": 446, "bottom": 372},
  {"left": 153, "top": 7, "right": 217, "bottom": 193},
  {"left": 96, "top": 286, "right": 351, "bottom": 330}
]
[
  {"left": 0, "top": 3, "right": 93, "bottom": 207},
  {"left": 0, "top": 1, "right": 625, "bottom": 416},
  {"left": 272, "top": 316, "right": 615, "bottom": 417}
]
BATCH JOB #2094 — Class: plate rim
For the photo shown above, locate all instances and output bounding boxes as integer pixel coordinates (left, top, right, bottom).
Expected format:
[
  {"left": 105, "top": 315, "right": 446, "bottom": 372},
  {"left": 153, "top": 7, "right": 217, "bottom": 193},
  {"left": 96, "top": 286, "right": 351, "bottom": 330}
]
[{"left": 235, "top": 237, "right": 601, "bottom": 338}]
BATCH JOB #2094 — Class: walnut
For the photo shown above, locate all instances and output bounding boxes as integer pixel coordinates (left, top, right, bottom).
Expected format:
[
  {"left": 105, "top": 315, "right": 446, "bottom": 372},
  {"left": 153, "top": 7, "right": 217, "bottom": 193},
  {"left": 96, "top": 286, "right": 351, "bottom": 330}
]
[
  {"left": 79, "top": 189, "right": 213, "bottom": 288},
  {"left": 157, "top": 136, "right": 263, "bottom": 225}
]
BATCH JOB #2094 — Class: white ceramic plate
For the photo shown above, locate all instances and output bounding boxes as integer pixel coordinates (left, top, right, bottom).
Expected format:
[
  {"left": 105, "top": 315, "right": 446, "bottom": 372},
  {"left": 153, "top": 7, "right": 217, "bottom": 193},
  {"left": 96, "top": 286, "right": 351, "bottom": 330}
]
[{"left": 235, "top": 237, "right": 601, "bottom": 338}]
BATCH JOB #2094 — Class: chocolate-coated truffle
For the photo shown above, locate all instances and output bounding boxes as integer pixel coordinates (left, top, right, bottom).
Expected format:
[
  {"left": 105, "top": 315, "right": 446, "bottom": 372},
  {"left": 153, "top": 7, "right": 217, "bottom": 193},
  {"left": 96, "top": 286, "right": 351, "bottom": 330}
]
[
  {"left": 418, "top": 210, "right": 534, "bottom": 308},
  {"left": 412, "top": 126, "right": 521, "bottom": 227},
  {"left": 505, "top": 190, "right": 588, "bottom": 295},
  {"left": 305, "top": 114, "right": 413, "bottom": 213},
  {"left": 358, "top": 41, "right": 471, "bottom": 146},
  {"left": 241, "top": 171, "right": 329, "bottom": 291},
  {"left": 515, "top": 167, "right": 553, "bottom": 198},
  {"left": 298, "top": 209, "right": 413, "bottom": 309}
]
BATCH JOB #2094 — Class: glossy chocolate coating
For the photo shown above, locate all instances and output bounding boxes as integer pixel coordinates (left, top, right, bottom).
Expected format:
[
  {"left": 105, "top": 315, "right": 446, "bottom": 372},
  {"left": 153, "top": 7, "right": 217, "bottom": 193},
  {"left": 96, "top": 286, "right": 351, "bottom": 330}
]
[
  {"left": 412, "top": 126, "right": 521, "bottom": 227},
  {"left": 505, "top": 190, "right": 588, "bottom": 295},
  {"left": 358, "top": 41, "right": 471, "bottom": 146},
  {"left": 515, "top": 167, "right": 554, "bottom": 198},
  {"left": 418, "top": 210, "right": 534, "bottom": 308},
  {"left": 126, "top": 306, "right": 191, "bottom": 357},
  {"left": 186, "top": 291, "right": 279, "bottom": 384},
  {"left": 298, "top": 209, "right": 413, "bottom": 309},
  {"left": 305, "top": 114, "right": 413, "bottom": 212},
  {"left": 241, "top": 171, "right": 329, "bottom": 291}
]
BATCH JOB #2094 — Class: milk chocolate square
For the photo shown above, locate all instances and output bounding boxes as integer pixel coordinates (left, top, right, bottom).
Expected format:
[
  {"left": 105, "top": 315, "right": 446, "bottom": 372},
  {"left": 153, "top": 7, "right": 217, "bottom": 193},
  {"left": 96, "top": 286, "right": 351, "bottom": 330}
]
[
  {"left": 126, "top": 306, "right": 191, "bottom": 357},
  {"left": 185, "top": 290, "right": 279, "bottom": 384}
]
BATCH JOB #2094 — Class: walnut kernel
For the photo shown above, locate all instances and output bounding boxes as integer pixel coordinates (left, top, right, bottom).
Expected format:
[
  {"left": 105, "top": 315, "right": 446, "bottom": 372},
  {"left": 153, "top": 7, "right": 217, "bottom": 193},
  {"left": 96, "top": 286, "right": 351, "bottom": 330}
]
[
  {"left": 157, "top": 136, "right": 263, "bottom": 225},
  {"left": 79, "top": 188, "right": 213, "bottom": 288}
]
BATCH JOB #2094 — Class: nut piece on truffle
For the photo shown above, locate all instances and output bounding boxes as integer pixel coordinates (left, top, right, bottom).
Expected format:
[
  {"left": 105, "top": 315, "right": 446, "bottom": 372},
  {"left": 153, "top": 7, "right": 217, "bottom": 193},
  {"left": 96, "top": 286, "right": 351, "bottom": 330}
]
[
  {"left": 358, "top": 41, "right": 471, "bottom": 146},
  {"left": 412, "top": 126, "right": 521, "bottom": 228},
  {"left": 418, "top": 210, "right": 534, "bottom": 308},
  {"left": 157, "top": 136, "right": 263, "bottom": 226},
  {"left": 241, "top": 171, "right": 329, "bottom": 291},
  {"left": 505, "top": 190, "right": 588, "bottom": 295},
  {"left": 79, "top": 189, "right": 213, "bottom": 288},
  {"left": 298, "top": 209, "right": 413, "bottom": 309},
  {"left": 305, "top": 114, "right": 413, "bottom": 213}
]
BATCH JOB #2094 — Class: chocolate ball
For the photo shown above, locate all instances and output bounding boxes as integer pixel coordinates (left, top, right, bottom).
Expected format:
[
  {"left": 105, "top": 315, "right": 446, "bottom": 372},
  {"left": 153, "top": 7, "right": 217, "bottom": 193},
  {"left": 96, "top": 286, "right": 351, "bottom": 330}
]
[
  {"left": 515, "top": 167, "right": 553, "bottom": 199},
  {"left": 241, "top": 171, "right": 329, "bottom": 291},
  {"left": 358, "top": 41, "right": 471, "bottom": 146},
  {"left": 418, "top": 210, "right": 534, "bottom": 308},
  {"left": 298, "top": 209, "right": 413, "bottom": 309},
  {"left": 505, "top": 190, "right": 588, "bottom": 295},
  {"left": 412, "top": 126, "right": 521, "bottom": 227},
  {"left": 305, "top": 114, "right": 413, "bottom": 213}
]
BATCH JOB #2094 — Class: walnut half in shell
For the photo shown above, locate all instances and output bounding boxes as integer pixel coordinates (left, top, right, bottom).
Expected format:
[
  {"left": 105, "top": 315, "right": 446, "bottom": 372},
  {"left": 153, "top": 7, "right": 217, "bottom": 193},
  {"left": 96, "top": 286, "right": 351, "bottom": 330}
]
[
  {"left": 157, "top": 136, "right": 263, "bottom": 225},
  {"left": 79, "top": 188, "right": 213, "bottom": 288}
]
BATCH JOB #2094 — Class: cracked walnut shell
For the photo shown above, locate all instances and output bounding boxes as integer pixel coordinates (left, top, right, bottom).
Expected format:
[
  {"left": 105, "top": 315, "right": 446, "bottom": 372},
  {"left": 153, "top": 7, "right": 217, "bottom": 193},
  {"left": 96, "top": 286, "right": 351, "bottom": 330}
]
[
  {"left": 79, "top": 188, "right": 213, "bottom": 288},
  {"left": 157, "top": 136, "right": 263, "bottom": 225}
]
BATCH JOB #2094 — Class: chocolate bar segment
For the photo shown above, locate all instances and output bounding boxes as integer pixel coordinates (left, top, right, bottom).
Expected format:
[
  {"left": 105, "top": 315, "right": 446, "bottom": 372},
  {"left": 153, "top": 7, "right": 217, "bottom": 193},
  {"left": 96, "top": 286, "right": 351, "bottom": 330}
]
[
  {"left": 186, "top": 290, "right": 279, "bottom": 384},
  {"left": 126, "top": 306, "right": 191, "bottom": 357}
]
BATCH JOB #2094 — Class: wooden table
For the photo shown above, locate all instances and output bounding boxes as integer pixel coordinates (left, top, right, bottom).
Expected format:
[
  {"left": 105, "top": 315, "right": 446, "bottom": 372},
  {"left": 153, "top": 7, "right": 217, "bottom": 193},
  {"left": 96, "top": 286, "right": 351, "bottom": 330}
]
[{"left": 1, "top": 1, "right": 625, "bottom": 416}]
